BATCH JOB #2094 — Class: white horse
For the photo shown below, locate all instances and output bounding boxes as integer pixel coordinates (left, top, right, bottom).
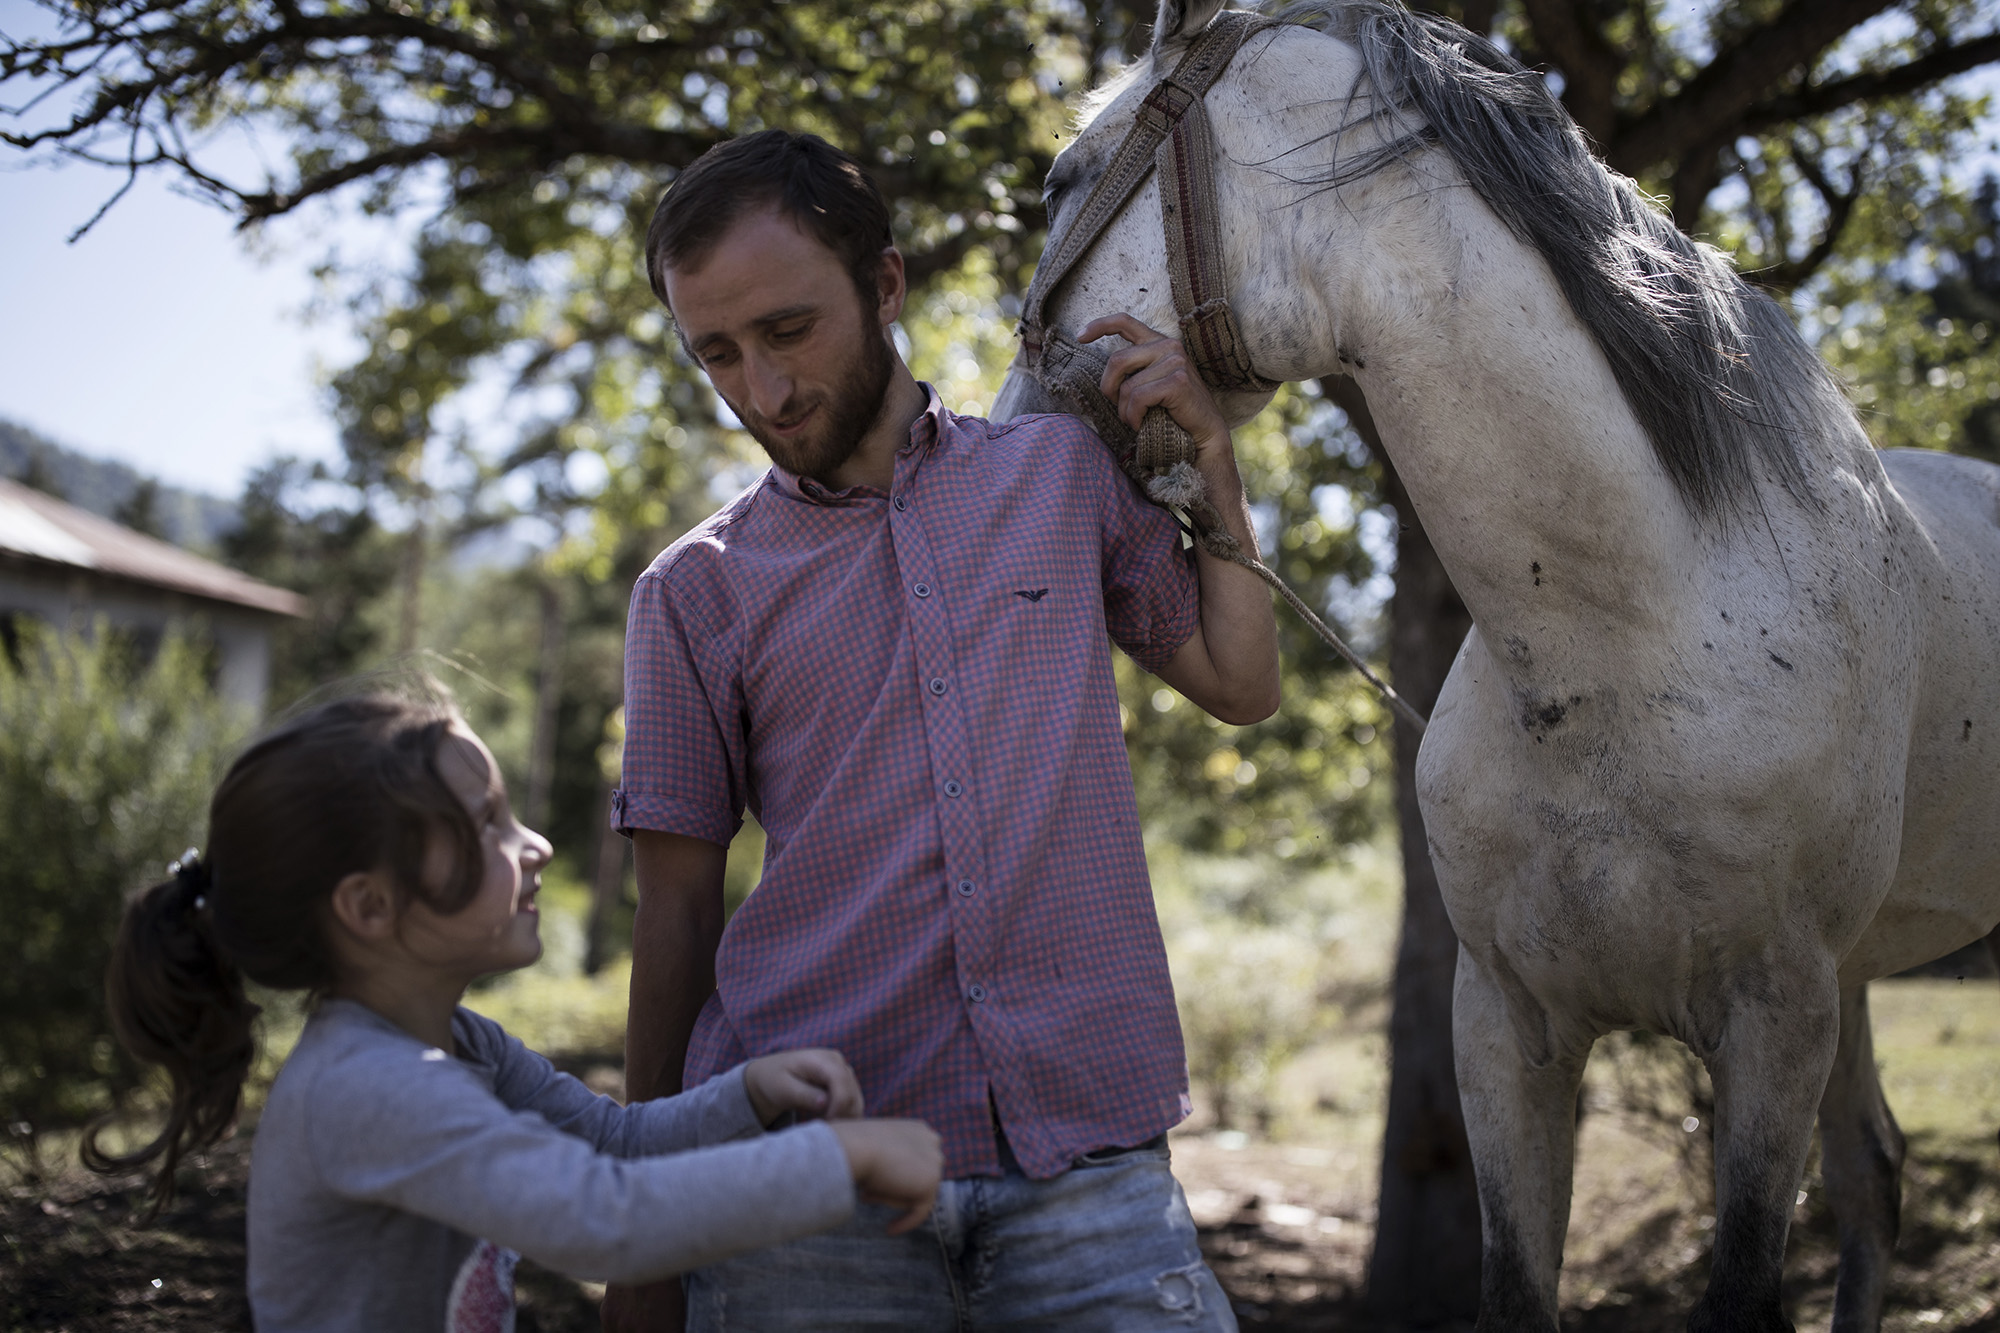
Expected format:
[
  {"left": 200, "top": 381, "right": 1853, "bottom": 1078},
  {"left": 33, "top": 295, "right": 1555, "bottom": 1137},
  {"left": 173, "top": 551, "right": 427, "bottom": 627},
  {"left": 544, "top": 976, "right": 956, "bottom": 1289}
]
[{"left": 994, "top": 3, "right": 2000, "bottom": 1329}]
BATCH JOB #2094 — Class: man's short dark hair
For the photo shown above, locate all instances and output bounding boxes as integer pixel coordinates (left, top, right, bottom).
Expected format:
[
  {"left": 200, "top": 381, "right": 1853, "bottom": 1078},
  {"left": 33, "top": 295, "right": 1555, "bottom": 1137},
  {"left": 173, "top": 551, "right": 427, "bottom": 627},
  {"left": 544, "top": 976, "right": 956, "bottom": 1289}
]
[{"left": 645, "top": 130, "right": 893, "bottom": 308}]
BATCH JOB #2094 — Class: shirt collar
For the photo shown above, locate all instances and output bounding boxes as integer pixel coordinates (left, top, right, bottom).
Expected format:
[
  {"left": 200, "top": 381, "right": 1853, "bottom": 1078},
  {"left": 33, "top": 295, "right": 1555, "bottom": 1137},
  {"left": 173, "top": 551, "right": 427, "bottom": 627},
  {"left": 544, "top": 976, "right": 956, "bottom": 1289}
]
[
  {"left": 906, "top": 382, "right": 949, "bottom": 455},
  {"left": 767, "top": 383, "right": 949, "bottom": 507}
]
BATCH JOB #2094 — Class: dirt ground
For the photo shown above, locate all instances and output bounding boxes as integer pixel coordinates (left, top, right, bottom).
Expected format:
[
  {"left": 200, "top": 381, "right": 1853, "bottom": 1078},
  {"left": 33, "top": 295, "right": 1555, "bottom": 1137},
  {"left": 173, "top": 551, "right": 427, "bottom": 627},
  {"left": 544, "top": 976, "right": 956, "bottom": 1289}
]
[
  {"left": 1167, "top": 1113, "right": 2000, "bottom": 1331},
  {"left": 5, "top": 977, "right": 1996, "bottom": 1331}
]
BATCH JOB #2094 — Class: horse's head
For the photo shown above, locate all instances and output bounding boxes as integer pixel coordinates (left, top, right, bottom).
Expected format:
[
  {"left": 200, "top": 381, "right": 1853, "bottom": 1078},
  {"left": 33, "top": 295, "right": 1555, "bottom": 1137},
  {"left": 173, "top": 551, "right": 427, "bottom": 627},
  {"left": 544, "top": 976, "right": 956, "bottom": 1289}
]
[{"left": 994, "top": 1, "right": 1416, "bottom": 424}]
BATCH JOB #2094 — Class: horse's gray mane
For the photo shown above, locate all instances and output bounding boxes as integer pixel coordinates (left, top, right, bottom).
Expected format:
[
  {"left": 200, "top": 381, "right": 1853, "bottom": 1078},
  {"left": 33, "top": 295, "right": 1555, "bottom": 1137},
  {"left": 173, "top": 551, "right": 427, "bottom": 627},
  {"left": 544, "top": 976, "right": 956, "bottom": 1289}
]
[{"left": 1264, "top": 1, "right": 1824, "bottom": 518}]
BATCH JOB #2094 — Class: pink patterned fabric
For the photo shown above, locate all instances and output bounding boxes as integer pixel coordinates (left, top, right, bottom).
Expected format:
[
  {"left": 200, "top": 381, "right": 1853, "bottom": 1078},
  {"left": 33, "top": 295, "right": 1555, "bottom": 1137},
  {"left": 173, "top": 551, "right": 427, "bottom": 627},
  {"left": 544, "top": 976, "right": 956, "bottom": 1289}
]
[
  {"left": 445, "top": 1239, "right": 516, "bottom": 1333},
  {"left": 616, "top": 391, "right": 1199, "bottom": 1180}
]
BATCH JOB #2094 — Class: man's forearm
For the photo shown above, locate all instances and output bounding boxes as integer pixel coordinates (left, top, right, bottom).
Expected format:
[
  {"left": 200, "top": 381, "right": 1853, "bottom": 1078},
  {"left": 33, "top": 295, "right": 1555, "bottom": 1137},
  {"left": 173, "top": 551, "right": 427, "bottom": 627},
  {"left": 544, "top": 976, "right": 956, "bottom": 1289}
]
[
  {"left": 1196, "top": 455, "right": 1280, "bottom": 679},
  {"left": 1180, "top": 452, "right": 1282, "bottom": 723},
  {"left": 604, "top": 834, "right": 726, "bottom": 1333},
  {"left": 1074, "top": 313, "right": 1281, "bottom": 723}
]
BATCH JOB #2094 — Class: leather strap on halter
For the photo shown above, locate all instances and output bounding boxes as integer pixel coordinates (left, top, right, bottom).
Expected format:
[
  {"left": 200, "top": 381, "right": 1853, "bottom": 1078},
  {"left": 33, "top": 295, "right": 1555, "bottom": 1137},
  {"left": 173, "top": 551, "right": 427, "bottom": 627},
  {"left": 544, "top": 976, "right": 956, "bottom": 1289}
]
[
  {"left": 1016, "top": 10, "right": 1429, "bottom": 734},
  {"left": 1019, "top": 10, "right": 1280, "bottom": 396}
]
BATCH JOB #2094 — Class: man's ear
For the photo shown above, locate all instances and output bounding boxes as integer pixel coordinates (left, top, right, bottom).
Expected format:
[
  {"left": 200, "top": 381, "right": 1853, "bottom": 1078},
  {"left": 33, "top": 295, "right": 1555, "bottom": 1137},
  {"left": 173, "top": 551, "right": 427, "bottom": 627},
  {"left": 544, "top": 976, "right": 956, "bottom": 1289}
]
[
  {"left": 1151, "top": 0, "right": 1229, "bottom": 56},
  {"left": 874, "top": 247, "right": 908, "bottom": 328},
  {"left": 327, "top": 870, "right": 400, "bottom": 943}
]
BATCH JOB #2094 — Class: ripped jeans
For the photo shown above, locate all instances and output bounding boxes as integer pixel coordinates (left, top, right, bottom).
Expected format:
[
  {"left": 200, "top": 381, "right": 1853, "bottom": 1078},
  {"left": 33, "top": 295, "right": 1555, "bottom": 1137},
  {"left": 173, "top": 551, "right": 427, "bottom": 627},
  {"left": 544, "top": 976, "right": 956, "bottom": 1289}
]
[{"left": 685, "top": 1137, "right": 1237, "bottom": 1331}]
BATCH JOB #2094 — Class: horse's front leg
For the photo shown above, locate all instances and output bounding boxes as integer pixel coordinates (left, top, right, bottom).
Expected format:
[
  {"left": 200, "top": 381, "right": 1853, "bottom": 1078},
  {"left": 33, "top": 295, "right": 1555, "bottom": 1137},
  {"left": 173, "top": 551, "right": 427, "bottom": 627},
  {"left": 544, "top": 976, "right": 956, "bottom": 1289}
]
[
  {"left": 1690, "top": 973, "right": 1842, "bottom": 1333},
  {"left": 1454, "top": 945, "right": 1589, "bottom": 1333}
]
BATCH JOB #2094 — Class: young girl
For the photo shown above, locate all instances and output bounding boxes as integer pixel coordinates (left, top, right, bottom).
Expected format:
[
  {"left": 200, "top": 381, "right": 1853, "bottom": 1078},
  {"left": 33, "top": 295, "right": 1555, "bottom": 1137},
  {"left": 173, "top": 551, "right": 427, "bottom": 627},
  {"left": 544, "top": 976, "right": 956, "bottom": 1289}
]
[{"left": 83, "top": 690, "right": 940, "bottom": 1332}]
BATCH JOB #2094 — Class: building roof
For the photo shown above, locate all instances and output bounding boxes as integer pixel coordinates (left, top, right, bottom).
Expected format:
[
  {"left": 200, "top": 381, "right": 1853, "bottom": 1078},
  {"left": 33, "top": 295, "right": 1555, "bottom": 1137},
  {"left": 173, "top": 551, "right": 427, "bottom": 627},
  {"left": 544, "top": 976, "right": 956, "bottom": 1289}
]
[{"left": 0, "top": 476, "right": 305, "bottom": 617}]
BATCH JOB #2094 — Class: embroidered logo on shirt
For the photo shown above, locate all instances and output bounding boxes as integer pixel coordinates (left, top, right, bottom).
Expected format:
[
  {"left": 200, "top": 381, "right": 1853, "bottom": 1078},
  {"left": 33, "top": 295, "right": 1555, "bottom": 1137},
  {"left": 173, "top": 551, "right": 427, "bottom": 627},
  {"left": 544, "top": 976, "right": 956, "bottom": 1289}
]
[
  {"left": 446, "top": 1239, "right": 518, "bottom": 1333},
  {"left": 1014, "top": 588, "right": 1050, "bottom": 602}
]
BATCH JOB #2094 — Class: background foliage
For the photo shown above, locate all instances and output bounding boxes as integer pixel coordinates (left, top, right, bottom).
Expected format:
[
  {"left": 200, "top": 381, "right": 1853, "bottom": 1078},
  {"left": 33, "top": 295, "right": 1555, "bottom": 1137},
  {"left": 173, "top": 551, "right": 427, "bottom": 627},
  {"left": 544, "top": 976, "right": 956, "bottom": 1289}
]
[{"left": 0, "top": 626, "right": 247, "bottom": 1151}]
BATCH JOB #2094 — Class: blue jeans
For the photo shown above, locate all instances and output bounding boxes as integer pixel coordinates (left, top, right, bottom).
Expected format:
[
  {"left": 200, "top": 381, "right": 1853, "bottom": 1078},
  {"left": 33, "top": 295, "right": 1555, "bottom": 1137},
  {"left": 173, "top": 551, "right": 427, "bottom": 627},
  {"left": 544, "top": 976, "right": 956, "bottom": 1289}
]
[{"left": 685, "top": 1138, "right": 1237, "bottom": 1331}]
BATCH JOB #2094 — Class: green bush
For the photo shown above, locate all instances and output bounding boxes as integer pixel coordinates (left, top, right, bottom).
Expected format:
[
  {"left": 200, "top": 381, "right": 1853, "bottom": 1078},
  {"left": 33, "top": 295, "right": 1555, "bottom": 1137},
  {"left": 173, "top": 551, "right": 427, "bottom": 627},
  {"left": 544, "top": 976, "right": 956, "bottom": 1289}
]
[
  {"left": 1152, "top": 841, "right": 1401, "bottom": 1132},
  {"left": 0, "top": 624, "right": 248, "bottom": 1143}
]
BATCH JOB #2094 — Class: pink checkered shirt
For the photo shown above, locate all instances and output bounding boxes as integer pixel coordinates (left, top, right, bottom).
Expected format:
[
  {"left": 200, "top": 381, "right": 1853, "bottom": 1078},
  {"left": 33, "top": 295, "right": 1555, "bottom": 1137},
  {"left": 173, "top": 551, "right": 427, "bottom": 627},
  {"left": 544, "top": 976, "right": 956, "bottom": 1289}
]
[{"left": 614, "top": 389, "right": 1198, "bottom": 1180}]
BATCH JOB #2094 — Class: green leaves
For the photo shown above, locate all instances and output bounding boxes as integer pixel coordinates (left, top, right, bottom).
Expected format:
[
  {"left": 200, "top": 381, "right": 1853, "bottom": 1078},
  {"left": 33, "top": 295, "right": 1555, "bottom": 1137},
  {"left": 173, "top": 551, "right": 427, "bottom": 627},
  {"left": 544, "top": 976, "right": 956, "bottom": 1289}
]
[
  {"left": 0, "top": 625, "right": 248, "bottom": 1138},
  {"left": 1119, "top": 385, "right": 1393, "bottom": 865},
  {"left": 1816, "top": 178, "right": 2000, "bottom": 463}
]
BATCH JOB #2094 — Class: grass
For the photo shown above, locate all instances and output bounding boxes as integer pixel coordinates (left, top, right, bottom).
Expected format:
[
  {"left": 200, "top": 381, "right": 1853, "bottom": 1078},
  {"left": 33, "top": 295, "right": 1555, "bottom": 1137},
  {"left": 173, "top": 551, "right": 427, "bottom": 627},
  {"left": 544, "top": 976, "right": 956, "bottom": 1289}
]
[
  {"left": 1164, "top": 976, "right": 2000, "bottom": 1331},
  {"left": 1872, "top": 978, "right": 2000, "bottom": 1143},
  {"left": 1555, "top": 979, "right": 2000, "bottom": 1331}
]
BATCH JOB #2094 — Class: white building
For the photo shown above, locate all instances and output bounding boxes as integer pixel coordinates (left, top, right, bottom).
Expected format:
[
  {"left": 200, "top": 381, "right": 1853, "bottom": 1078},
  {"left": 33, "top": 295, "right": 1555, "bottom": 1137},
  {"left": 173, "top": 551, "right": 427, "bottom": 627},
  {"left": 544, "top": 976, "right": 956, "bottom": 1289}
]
[{"left": 0, "top": 476, "right": 304, "bottom": 712}]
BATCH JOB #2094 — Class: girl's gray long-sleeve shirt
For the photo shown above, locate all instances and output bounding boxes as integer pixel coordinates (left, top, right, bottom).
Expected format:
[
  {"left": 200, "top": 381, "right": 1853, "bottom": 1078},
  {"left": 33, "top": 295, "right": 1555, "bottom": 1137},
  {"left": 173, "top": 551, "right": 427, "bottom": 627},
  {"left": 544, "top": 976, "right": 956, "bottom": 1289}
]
[{"left": 247, "top": 997, "right": 855, "bottom": 1332}]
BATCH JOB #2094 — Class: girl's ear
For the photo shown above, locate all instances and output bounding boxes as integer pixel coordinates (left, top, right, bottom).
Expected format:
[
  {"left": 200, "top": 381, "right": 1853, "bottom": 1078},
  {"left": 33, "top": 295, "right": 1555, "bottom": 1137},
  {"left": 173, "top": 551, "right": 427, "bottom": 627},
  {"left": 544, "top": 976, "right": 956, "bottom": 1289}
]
[{"left": 327, "top": 870, "right": 399, "bottom": 943}]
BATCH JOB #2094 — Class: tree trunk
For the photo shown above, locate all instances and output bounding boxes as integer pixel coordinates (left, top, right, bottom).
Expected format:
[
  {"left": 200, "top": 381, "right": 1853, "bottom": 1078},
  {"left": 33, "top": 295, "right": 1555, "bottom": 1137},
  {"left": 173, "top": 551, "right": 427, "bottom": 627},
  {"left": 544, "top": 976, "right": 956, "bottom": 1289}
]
[
  {"left": 524, "top": 576, "right": 566, "bottom": 831},
  {"left": 584, "top": 777, "right": 629, "bottom": 976},
  {"left": 396, "top": 520, "right": 425, "bottom": 656},
  {"left": 1323, "top": 378, "right": 1483, "bottom": 1323},
  {"left": 396, "top": 456, "right": 430, "bottom": 657}
]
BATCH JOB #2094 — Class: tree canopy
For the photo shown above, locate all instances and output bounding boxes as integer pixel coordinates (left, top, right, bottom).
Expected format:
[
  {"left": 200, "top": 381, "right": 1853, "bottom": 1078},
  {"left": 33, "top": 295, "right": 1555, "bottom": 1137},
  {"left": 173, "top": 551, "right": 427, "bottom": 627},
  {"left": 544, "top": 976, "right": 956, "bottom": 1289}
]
[{"left": 8, "top": 1, "right": 1996, "bottom": 705}]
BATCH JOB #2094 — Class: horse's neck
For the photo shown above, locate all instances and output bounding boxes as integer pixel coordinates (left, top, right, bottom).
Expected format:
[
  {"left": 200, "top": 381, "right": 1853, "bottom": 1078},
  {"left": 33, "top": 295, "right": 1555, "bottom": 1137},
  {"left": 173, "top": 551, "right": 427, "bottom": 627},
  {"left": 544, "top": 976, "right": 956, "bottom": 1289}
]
[{"left": 1341, "top": 200, "right": 1704, "bottom": 669}]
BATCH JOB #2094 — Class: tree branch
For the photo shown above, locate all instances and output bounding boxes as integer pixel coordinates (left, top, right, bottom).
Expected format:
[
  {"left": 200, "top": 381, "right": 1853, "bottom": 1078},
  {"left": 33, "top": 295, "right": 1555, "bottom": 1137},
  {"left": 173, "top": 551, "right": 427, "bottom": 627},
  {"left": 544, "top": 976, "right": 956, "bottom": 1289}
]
[
  {"left": 2, "top": 4, "right": 708, "bottom": 170},
  {"left": 1735, "top": 30, "right": 2000, "bottom": 138},
  {"left": 191, "top": 121, "right": 710, "bottom": 225},
  {"left": 1746, "top": 137, "right": 1865, "bottom": 292},
  {"left": 1667, "top": 137, "right": 1728, "bottom": 232},
  {"left": 1608, "top": 0, "right": 1897, "bottom": 174},
  {"left": 1519, "top": 0, "right": 1621, "bottom": 145}
]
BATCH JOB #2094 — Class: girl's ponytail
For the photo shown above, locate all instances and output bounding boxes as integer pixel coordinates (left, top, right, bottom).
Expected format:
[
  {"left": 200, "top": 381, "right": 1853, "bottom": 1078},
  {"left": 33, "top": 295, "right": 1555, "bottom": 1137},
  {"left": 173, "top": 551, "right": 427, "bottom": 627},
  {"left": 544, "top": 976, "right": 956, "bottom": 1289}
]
[
  {"left": 79, "top": 690, "right": 483, "bottom": 1216},
  {"left": 81, "top": 850, "right": 258, "bottom": 1219}
]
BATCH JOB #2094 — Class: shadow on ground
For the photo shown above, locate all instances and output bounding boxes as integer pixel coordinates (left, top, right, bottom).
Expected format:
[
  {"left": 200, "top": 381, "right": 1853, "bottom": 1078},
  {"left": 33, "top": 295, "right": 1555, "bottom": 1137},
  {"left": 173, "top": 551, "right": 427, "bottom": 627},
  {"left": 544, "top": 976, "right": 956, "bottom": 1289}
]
[{"left": 5, "top": 1126, "right": 1998, "bottom": 1332}]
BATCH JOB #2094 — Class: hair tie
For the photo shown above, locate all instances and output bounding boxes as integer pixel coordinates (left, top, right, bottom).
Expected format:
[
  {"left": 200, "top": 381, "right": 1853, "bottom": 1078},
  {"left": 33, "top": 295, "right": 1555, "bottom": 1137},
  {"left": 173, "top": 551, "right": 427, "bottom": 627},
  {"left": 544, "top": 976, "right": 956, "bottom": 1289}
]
[{"left": 169, "top": 848, "right": 210, "bottom": 912}]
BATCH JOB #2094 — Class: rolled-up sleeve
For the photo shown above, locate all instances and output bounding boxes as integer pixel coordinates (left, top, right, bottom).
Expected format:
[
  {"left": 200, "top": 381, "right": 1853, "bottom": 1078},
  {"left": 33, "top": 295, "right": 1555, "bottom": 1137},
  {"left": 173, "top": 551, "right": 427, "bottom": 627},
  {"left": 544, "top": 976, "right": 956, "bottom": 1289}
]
[
  {"left": 1094, "top": 448, "right": 1199, "bottom": 673},
  {"left": 614, "top": 565, "right": 747, "bottom": 845}
]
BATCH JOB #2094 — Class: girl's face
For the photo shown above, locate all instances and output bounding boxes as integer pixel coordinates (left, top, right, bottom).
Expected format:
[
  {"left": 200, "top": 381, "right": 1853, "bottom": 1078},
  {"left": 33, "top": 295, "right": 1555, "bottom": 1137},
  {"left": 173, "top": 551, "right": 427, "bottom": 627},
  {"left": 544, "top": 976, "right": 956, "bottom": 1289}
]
[{"left": 400, "top": 725, "right": 554, "bottom": 980}]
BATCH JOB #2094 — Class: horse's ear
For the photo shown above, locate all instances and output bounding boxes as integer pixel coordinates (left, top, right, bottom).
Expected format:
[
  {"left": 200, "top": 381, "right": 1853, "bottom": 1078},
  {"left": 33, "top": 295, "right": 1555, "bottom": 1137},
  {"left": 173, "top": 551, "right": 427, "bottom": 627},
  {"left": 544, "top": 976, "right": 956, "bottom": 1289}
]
[{"left": 1150, "top": 0, "right": 1230, "bottom": 55}]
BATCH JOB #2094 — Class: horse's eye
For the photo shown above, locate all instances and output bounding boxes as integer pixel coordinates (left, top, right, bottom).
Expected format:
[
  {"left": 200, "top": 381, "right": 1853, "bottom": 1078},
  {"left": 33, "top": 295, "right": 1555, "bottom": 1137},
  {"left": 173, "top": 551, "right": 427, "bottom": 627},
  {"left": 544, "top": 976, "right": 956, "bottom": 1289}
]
[{"left": 1043, "top": 183, "right": 1066, "bottom": 219}]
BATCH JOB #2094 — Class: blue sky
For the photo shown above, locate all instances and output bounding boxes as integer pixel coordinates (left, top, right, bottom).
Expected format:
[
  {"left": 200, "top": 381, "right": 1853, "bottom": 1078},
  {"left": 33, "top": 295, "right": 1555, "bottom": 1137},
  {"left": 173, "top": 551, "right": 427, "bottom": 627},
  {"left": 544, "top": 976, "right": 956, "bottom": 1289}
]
[
  {"left": 0, "top": 0, "right": 388, "bottom": 498},
  {"left": 1, "top": 156, "right": 359, "bottom": 497}
]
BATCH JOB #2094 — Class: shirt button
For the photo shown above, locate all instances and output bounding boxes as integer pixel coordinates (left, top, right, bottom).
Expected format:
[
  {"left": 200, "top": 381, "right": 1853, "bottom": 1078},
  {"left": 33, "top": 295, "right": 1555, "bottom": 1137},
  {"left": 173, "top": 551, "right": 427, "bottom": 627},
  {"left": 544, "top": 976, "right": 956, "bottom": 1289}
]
[
  {"left": 968, "top": 984, "right": 987, "bottom": 1003},
  {"left": 956, "top": 878, "right": 976, "bottom": 898},
  {"left": 913, "top": 582, "right": 932, "bottom": 598},
  {"left": 928, "top": 677, "right": 947, "bottom": 696},
  {"left": 943, "top": 780, "right": 963, "bottom": 798},
  {"left": 894, "top": 495, "right": 908, "bottom": 511}
]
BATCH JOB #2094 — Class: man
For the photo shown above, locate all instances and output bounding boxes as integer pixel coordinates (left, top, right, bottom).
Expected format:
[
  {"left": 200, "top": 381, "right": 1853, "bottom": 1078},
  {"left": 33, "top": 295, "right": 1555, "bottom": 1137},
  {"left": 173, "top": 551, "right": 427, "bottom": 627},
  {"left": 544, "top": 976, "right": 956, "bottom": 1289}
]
[{"left": 605, "top": 129, "right": 1280, "bottom": 1331}]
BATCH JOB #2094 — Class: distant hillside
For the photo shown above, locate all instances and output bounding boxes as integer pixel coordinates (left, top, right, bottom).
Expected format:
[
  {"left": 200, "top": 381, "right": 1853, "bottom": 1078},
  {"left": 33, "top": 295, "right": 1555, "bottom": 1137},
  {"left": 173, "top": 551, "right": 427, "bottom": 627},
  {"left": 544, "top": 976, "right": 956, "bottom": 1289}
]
[{"left": 0, "top": 418, "right": 239, "bottom": 552}]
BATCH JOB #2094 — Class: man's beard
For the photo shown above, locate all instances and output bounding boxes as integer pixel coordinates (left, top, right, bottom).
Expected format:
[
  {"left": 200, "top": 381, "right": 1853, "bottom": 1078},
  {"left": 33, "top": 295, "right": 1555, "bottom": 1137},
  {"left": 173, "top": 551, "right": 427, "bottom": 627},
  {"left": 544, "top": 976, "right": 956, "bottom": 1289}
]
[{"left": 734, "top": 310, "right": 895, "bottom": 484}]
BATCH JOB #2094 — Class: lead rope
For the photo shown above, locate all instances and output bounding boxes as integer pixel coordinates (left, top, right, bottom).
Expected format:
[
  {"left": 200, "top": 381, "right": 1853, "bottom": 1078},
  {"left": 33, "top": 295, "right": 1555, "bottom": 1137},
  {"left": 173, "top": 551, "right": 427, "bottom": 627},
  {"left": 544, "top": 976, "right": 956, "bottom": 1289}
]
[
  {"left": 1022, "top": 11, "right": 1429, "bottom": 735},
  {"left": 1193, "top": 519, "right": 1432, "bottom": 739}
]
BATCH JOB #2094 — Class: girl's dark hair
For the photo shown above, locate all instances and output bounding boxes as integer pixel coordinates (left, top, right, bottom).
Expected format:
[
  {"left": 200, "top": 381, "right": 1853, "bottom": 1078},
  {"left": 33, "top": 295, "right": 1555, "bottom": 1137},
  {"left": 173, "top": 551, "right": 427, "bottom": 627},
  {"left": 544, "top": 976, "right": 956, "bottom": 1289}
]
[{"left": 81, "top": 691, "right": 485, "bottom": 1217}]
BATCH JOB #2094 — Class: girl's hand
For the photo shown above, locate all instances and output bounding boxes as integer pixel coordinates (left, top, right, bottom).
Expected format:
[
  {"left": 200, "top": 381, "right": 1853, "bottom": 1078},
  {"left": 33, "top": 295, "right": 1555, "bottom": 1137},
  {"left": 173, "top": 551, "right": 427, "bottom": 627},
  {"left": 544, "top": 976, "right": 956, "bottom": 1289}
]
[
  {"left": 743, "top": 1048, "right": 865, "bottom": 1126},
  {"left": 830, "top": 1119, "right": 944, "bottom": 1235}
]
